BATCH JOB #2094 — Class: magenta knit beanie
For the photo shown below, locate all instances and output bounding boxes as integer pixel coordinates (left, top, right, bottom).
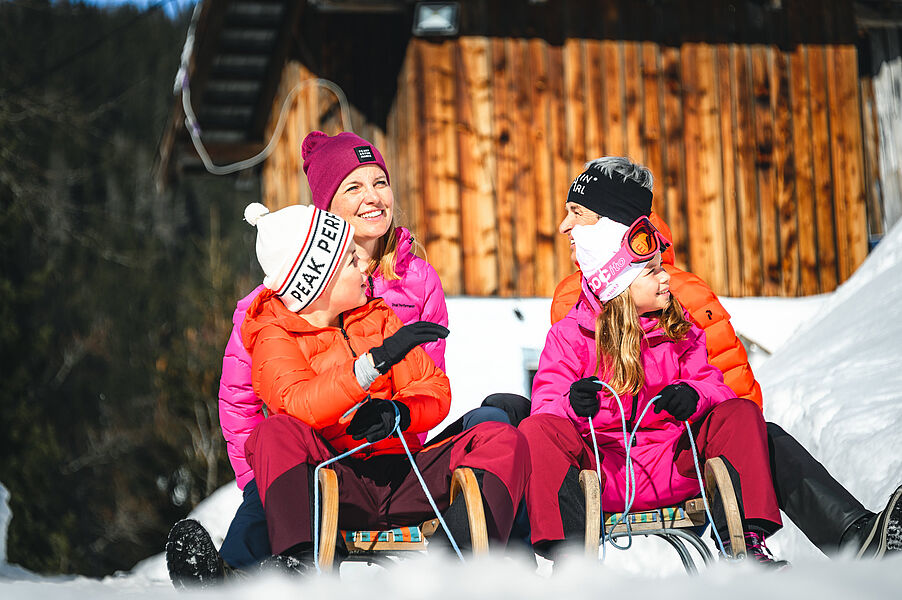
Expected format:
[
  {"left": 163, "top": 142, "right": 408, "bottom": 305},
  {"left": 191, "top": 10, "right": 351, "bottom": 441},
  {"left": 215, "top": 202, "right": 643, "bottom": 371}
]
[{"left": 301, "top": 131, "right": 390, "bottom": 210}]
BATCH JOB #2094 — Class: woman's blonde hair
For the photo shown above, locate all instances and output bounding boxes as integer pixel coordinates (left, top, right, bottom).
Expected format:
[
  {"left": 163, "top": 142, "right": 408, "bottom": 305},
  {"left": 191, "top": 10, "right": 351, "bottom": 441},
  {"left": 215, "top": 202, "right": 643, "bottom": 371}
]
[
  {"left": 367, "top": 220, "right": 401, "bottom": 280},
  {"left": 594, "top": 290, "right": 691, "bottom": 397}
]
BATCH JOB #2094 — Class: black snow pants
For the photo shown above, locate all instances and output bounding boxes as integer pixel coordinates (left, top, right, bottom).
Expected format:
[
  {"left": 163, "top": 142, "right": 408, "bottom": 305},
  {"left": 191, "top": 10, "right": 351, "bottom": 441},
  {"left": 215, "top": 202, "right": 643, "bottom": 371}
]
[{"left": 767, "top": 422, "right": 872, "bottom": 554}]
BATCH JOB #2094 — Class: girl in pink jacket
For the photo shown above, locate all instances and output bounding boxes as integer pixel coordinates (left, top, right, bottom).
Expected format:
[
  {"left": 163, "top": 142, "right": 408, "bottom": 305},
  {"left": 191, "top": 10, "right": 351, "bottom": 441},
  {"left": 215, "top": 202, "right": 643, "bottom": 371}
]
[
  {"left": 519, "top": 213, "right": 786, "bottom": 566},
  {"left": 215, "top": 132, "right": 448, "bottom": 569}
]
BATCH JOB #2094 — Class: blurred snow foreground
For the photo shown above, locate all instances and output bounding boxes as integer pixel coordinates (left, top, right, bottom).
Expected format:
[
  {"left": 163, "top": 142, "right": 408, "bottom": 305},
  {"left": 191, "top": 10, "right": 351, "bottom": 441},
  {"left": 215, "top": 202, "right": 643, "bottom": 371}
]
[{"left": 4, "top": 220, "right": 902, "bottom": 596}]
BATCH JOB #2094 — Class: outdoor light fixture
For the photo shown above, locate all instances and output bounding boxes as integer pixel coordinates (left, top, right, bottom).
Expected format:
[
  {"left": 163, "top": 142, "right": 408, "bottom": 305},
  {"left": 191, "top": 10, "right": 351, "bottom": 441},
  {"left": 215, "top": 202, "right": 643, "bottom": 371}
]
[{"left": 412, "top": 2, "right": 459, "bottom": 36}]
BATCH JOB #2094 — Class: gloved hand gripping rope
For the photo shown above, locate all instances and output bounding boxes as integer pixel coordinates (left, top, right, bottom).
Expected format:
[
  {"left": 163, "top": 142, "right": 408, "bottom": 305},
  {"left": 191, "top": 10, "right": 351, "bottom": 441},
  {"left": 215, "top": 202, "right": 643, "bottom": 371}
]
[
  {"left": 312, "top": 401, "right": 465, "bottom": 572},
  {"left": 582, "top": 380, "right": 729, "bottom": 560}
]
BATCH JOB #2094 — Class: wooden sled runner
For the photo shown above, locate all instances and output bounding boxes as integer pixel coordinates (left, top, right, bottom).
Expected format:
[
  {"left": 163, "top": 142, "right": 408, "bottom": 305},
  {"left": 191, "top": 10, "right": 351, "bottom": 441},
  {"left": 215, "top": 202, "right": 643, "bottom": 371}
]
[
  {"left": 314, "top": 467, "right": 488, "bottom": 571},
  {"left": 580, "top": 456, "right": 747, "bottom": 574}
]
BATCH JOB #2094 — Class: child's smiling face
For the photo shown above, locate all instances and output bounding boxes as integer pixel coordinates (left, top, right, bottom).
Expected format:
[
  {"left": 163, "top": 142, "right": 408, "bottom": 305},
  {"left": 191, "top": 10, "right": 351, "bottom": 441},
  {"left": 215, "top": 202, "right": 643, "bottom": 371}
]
[
  {"left": 327, "top": 242, "right": 368, "bottom": 314},
  {"left": 628, "top": 252, "right": 671, "bottom": 315}
]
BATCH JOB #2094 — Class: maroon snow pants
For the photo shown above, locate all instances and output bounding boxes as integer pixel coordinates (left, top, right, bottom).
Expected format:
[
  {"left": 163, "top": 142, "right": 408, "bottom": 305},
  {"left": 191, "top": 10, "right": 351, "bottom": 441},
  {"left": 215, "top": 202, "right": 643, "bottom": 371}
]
[
  {"left": 520, "top": 398, "right": 782, "bottom": 545},
  {"left": 245, "top": 414, "right": 530, "bottom": 555}
]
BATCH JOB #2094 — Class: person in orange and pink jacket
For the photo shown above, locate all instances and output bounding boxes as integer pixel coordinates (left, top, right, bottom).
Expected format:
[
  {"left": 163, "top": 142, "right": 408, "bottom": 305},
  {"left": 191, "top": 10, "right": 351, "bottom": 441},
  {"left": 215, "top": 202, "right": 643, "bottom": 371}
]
[
  {"left": 215, "top": 132, "right": 450, "bottom": 571},
  {"left": 535, "top": 157, "right": 901, "bottom": 562},
  {"left": 165, "top": 204, "right": 529, "bottom": 587}
]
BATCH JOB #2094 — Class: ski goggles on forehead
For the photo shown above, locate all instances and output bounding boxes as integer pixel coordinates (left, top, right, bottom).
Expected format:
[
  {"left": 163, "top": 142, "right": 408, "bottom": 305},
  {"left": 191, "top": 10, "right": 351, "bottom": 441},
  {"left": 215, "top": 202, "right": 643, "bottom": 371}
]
[{"left": 621, "top": 216, "right": 670, "bottom": 262}]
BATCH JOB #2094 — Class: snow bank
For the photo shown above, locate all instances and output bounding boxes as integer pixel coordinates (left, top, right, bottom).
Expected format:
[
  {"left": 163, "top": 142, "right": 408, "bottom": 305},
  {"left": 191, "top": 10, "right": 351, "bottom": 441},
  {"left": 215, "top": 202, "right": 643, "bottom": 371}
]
[{"left": 758, "top": 218, "right": 902, "bottom": 560}]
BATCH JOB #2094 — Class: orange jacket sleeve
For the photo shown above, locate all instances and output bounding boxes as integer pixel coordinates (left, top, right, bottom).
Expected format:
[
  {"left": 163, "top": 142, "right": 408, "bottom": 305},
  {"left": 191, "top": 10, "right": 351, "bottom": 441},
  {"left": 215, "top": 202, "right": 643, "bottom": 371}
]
[{"left": 380, "top": 309, "right": 452, "bottom": 434}]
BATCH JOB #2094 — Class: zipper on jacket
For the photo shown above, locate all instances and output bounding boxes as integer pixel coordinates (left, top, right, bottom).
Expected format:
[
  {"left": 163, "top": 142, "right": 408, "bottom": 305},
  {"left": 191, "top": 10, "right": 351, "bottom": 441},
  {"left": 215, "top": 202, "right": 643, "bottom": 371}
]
[
  {"left": 338, "top": 314, "right": 358, "bottom": 358},
  {"left": 366, "top": 274, "right": 375, "bottom": 299}
]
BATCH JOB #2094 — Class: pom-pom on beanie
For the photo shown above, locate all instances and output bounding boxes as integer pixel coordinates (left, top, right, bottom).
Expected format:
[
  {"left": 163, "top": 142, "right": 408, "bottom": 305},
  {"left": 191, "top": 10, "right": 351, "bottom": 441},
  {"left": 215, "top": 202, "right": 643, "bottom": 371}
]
[
  {"left": 244, "top": 202, "right": 354, "bottom": 312},
  {"left": 301, "top": 131, "right": 389, "bottom": 210}
]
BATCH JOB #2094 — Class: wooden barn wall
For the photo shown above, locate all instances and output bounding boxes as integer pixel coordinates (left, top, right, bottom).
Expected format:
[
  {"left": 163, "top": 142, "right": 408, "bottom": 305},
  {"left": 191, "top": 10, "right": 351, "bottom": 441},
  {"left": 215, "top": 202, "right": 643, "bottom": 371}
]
[
  {"left": 860, "top": 24, "right": 902, "bottom": 235},
  {"left": 262, "top": 0, "right": 871, "bottom": 298},
  {"left": 385, "top": 0, "right": 869, "bottom": 298}
]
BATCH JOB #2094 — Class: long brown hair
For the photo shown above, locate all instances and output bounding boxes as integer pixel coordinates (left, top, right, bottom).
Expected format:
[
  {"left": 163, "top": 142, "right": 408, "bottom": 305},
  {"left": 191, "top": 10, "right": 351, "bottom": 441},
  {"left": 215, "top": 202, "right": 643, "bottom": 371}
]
[{"left": 594, "top": 291, "right": 691, "bottom": 396}]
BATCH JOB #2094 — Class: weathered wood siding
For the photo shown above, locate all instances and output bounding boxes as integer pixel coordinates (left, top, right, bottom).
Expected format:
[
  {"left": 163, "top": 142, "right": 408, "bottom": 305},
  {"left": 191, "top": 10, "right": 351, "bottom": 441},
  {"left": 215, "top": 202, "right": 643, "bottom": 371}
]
[
  {"left": 263, "top": 0, "right": 873, "bottom": 298},
  {"left": 861, "top": 24, "right": 902, "bottom": 235}
]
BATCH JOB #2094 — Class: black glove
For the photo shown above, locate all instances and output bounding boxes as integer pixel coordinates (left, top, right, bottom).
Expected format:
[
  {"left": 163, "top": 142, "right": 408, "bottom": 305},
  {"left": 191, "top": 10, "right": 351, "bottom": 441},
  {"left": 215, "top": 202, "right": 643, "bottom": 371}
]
[
  {"left": 346, "top": 399, "right": 411, "bottom": 442},
  {"left": 369, "top": 321, "right": 450, "bottom": 375},
  {"left": 653, "top": 383, "right": 699, "bottom": 421},
  {"left": 569, "top": 377, "right": 605, "bottom": 418}
]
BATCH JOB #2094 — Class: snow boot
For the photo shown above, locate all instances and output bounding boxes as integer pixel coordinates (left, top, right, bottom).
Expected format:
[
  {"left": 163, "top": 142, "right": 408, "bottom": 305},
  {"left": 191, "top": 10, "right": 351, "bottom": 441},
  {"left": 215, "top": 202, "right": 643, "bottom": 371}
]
[
  {"left": 165, "top": 519, "right": 225, "bottom": 589},
  {"left": 848, "top": 485, "right": 902, "bottom": 559},
  {"left": 258, "top": 543, "right": 315, "bottom": 576},
  {"left": 724, "top": 532, "right": 790, "bottom": 569}
]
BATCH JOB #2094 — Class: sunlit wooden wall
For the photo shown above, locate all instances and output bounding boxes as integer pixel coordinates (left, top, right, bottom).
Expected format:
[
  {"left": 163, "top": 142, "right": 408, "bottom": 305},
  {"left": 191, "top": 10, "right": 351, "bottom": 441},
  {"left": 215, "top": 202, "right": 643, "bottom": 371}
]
[{"left": 264, "top": 0, "right": 872, "bottom": 298}]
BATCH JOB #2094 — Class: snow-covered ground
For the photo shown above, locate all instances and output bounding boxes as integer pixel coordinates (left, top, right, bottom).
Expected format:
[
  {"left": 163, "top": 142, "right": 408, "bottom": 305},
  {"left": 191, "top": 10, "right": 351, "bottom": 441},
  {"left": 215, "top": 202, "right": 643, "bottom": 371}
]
[{"left": 4, "top": 220, "right": 902, "bottom": 596}]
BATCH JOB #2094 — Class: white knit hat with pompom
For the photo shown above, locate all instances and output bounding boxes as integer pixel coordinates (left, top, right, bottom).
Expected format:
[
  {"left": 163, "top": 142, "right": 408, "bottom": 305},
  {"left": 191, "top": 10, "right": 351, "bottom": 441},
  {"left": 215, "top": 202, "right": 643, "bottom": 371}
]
[{"left": 244, "top": 202, "right": 355, "bottom": 312}]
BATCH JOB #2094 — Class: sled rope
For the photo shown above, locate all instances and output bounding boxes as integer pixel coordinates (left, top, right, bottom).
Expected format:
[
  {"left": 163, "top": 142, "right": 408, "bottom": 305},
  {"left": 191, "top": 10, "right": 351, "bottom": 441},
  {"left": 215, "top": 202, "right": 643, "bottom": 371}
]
[
  {"left": 312, "top": 402, "right": 464, "bottom": 573},
  {"left": 589, "top": 381, "right": 728, "bottom": 559}
]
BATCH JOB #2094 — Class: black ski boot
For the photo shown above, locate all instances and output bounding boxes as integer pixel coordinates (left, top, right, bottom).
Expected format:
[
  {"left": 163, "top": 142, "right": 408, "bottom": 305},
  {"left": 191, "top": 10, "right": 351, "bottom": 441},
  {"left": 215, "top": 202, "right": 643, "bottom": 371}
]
[
  {"left": 165, "top": 519, "right": 225, "bottom": 588},
  {"left": 845, "top": 485, "right": 902, "bottom": 559}
]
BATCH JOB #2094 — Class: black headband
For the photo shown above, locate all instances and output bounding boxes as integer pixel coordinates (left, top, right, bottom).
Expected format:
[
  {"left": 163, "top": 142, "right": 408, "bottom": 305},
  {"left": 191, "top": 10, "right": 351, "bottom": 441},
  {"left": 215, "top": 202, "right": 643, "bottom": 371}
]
[{"left": 566, "top": 169, "right": 653, "bottom": 226}]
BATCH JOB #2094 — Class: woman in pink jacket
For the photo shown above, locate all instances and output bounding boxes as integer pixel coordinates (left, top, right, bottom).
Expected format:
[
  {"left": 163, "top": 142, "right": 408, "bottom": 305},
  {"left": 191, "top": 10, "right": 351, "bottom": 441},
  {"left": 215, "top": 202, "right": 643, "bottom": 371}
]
[
  {"left": 519, "top": 212, "right": 786, "bottom": 566},
  {"left": 214, "top": 131, "right": 448, "bottom": 569}
]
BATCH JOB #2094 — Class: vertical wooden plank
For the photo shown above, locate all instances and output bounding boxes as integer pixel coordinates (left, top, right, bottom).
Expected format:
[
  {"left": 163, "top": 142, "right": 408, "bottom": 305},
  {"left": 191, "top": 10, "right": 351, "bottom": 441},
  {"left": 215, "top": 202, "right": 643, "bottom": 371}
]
[
  {"left": 827, "top": 43, "right": 869, "bottom": 283},
  {"left": 406, "top": 41, "right": 426, "bottom": 249},
  {"left": 300, "top": 62, "right": 319, "bottom": 207},
  {"left": 771, "top": 48, "right": 799, "bottom": 297},
  {"left": 752, "top": 45, "right": 780, "bottom": 295},
  {"left": 391, "top": 42, "right": 409, "bottom": 233},
  {"left": 733, "top": 46, "right": 763, "bottom": 296},
  {"left": 564, "top": 38, "right": 587, "bottom": 175},
  {"left": 789, "top": 44, "right": 820, "bottom": 295},
  {"left": 859, "top": 67, "right": 885, "bottom": 239},
  {"left": 641, "top": 42, "right": 665, "bottom": 206},
  {"left": 808, "top": 44, "right": 839, "bottom": 292},
  {"left": 420, "top": 40, "right": 462, "bottom": 295},
  {"left": 682, "top": 42, "right": 727, "bottom": 293},
  {"left": 528, "top": 38, "right": 558, "bottom": 296},
  {"left": 716, "top": 44, "right": 742, "bottom": 297},
  {"left": 601, "top": 39, "right": 626, "bottom": 157},
  {"left": 511, "top": 38, "right": 538, "bottom": 297},
  {"left": 548, "top": 42, "right": 574, "bottom": 283},
  {"left": 491, "top": 38, "right": 517, "bottom": 297},
  {"left": 622, "top": 0, "right": 643, "bottom": 163},
  {"left": 457, "top": 37, "right": 499, "bottom": 296},
  {"left": 584, "top": 39, "right": 606, "bottom": 160},
  {"left": 623, "top": 41, "right": 644, "bottom": 162},
  {"left": 660, "top": 45, "right": 689, "bottom": 271}
]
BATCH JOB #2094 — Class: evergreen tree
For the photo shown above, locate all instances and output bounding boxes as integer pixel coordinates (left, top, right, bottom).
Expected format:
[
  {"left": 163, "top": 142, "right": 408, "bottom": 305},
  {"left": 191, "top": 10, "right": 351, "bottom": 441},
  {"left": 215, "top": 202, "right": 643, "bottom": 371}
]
[{"left": 0, "top": 0, "right": 260, "bottom": 575}]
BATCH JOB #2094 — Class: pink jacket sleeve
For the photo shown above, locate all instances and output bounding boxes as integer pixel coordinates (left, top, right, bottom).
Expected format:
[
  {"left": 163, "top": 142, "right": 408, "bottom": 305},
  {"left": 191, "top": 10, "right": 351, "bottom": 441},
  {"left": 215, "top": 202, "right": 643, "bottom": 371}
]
[
  {"left": 218, "top": 286, "right": 266, "bottom": 489},
  {"left": 674, "top": 325, "right": 736, "bottom": 421},
  {"left": 530, "top": 320, "right": 586, "bottom": 422},
  {"left": 417, "top": 260, "right": 448, "bottom": 372}
]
